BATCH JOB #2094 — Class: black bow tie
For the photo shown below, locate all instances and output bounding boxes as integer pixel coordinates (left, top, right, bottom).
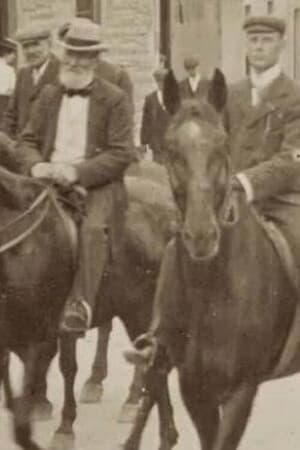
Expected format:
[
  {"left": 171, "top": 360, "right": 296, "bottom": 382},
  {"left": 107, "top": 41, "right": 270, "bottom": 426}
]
[{"left": 62, "top": 83, "right": 93, "bottom": 97}]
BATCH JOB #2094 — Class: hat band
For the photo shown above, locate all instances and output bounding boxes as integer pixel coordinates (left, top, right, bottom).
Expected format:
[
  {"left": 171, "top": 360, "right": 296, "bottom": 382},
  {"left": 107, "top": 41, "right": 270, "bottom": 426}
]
[{"left": 64, "top": 37, "right": 101, "bottom": 48}]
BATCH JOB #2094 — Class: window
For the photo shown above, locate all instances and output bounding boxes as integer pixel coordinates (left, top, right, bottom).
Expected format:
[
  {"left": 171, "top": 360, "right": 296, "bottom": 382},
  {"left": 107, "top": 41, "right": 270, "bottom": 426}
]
[{"left": 76, "top": 0, "right": 94, "bottom": 20}]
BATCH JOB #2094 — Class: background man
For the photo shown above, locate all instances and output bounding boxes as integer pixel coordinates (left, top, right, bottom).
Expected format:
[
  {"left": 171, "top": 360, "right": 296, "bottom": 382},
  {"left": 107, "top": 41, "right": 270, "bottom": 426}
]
[
  {"left": 179, "top": 55, "right": 209, "bottom": 102},
  {"left": 140, "top": 68, "right": 170, "bottom": 164},
  {"left": 19, "top": 19, "right": 135, "bottom": 334},
  {"left": 126, "top": 15, "right": 300, "bottom": 364},
  {"left": 0, "top": 38, "right": 17, "bottom": 123},
  {"left": 1, "top": 25, "right": 60, "bottom": 139}
]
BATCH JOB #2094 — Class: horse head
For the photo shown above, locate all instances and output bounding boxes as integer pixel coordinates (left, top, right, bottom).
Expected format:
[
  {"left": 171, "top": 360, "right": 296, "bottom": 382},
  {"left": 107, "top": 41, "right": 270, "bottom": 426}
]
[{"left": 164, "top": 69, "right": 230, "bottom": 261}]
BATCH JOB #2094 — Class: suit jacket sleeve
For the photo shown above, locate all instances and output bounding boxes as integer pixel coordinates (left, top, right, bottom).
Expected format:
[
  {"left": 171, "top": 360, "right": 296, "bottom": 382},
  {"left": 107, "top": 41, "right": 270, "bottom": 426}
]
[
  {"left": 243, "top": 100, "right": 300, "bottom": 201},
  {"left": 18, "top": 85, "right": 53, "bottom": 172},
  {"left": 76, "top": 92, "right": 135, "bottom": 188},
  {"left": 140, "top": 96, "right": 151, "bottom": 146}
]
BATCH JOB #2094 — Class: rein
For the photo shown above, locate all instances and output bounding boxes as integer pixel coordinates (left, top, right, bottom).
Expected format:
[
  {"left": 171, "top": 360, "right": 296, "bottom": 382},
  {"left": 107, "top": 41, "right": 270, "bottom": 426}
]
[
  {"left": 219, "top": 181, "right": 239, "bottom": 228},
  {"left": 0, "top": 187, "right": 51, "bottom": 254}
]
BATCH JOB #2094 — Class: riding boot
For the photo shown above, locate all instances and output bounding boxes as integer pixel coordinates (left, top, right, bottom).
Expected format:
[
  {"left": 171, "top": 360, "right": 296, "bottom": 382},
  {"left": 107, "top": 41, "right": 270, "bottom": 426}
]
[
  {"left": 60, "top": 225, "right": 109, "bottom": 335},
  {"left": 124, "top": 239, "right": 176, "bottom": 366}
]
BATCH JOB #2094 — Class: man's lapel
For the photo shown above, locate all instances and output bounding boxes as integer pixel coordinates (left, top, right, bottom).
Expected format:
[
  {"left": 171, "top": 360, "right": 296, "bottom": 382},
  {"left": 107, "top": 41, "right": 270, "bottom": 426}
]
[
  {"left": 245, "top": 73, "right": 289, "bottom": 127},
  {"left": 231, "top": 78, "right": 252, "bottom": 121},
  {"left": 86, "top": 81, "right": 106, "bottom": 155},
  {"left": 44, "top": 86, "right": 64, "bottom": 159},
  {"left": 30, "top": 55, "right": 59, "bottom": 101}
]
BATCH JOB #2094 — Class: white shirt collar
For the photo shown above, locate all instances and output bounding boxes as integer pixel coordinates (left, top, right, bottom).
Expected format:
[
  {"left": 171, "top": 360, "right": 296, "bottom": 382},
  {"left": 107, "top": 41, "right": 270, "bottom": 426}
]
[
  {"left": 32, "top": 59, "right": 49, "bottom": 84},
  {"left": 156, "top": 89, "right": 165, "bottom": 108},
  {"left": 188, "top": 74, "right": 201, "bottom": 92},
  {"left": 250, "top": 63, "right": 282, "bottom": 91}
]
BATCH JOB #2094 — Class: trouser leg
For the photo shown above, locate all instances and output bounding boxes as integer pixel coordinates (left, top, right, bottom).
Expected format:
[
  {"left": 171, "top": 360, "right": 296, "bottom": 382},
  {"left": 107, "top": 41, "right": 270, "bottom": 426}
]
[{"left": 61, "top": 225, "right": 109, "bottom": 334}]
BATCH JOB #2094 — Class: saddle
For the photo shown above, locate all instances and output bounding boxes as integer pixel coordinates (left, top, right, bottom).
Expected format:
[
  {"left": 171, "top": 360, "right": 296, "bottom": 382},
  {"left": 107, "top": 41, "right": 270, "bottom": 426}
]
[{"left": 252, "top": 209, "right": 300, "bottom": 378}]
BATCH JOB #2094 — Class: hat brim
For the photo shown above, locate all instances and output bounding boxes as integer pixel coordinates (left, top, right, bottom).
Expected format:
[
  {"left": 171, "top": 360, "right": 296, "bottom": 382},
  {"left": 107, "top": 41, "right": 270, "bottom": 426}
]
[{"left": 58, "top": 39, "right": 108, "bottom": 52}]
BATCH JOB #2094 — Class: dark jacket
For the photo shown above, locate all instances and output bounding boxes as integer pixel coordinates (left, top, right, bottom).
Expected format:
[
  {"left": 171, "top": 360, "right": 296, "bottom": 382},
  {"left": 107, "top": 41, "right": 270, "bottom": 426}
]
[
  {"left": 96, "top": 59, "right": 133, "bottom": 101},
  {"left": 19, "top": 77, "right": 134, "bottom": 189},
  {"left": 179, "top": 78, "right": 210, "bottom": 102},
  {"left": 1, "top": 54, "right": 60, "bottom": 139},
  {"left": 226, "top": 73, "right": 300, "bottom": 265},
  {"left": 140, "top": 90, "right": 170, "bottom": 164}
]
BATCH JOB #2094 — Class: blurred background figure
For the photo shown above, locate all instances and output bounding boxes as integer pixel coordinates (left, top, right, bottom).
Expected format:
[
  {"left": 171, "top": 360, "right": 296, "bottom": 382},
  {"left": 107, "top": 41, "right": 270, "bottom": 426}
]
[
  {"left": 179, "top": 55, "right": 209, "bottom": 102},
  {"left": 0, "top": 38, "right": 17, "bottom": 122},
  {"left": 140, "top": 67, "right": 170, "bottom": 164},
  {"left": 1, "top": 25, "right": 60, "bottom": 140}
]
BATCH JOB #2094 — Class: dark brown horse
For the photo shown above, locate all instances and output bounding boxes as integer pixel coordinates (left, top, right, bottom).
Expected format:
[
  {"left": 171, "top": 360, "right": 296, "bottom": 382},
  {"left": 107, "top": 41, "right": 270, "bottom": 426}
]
[
  {"left": 0, "top": 159, "right": 179, "bottom": 450},
  {"left": 125, "top": 70, "right": 300, "bottom": 450},
  {"left": 49, "top": 162, "right": 179, "bottom": 450},
  {"left": 0, "top": 167, "right": 74, "bottom": 450}
]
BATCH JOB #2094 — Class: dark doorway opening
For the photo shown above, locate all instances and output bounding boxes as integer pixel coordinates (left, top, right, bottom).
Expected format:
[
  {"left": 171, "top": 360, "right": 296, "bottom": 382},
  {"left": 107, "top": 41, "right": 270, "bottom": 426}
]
[{"left": 160, "top": 0, "right": 171, "bottom": 67}]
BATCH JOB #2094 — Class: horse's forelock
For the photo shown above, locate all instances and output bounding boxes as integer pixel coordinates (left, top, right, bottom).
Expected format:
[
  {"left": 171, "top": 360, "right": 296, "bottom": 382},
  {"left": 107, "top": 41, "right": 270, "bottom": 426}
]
[{"left": 165, "top": 99, "right": 227, "bottom": 154}]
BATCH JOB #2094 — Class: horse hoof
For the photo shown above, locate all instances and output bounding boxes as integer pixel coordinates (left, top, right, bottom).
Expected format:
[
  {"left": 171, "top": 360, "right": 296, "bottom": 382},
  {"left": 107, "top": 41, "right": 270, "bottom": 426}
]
[
  {"left": 32, "top": 399, "right": 53, "bottom": 422},
  {"left": 48, "top": 432, "right": 75, "bottom": 450},
  {"left": 79, "top": 380, "right": 103, "bottom": 403},
  {"left": 118, "top": 402, "right": 140, "bottom": 423}
]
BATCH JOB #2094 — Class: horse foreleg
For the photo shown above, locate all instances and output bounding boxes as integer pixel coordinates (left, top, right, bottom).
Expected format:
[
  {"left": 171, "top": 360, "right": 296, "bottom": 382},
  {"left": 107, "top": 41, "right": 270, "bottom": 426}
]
[
  {"left": 52, "top": 335, "right": 77, "bottom": 450},
  {"left": 212, "top": 383, "right": 257, "bottom": 450},
  {"left": 118, "top": 364, "right": 145, "bottom": 423},
  {"left": 13, "top": 345, "right": 42, "bottom": 450},
  {"left": 31, "top": 338, "right": 57, "bottom": 421},
  {"left": 122, "top": 387, "right": 155, "bottom": 450},
  {"left": 80, "top": 321, "right": 112, "bottom": 403},
  {"left": 156, "top": 371, "right": 178, "bottom": 450},
  {"left": 179, "top": 373, "right": 219, "bottom": 450}
]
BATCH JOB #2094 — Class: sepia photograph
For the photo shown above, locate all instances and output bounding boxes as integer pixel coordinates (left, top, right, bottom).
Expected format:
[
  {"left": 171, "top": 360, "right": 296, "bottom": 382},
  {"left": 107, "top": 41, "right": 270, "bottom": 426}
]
[{"left": 0, "top": 1, "right": 300, "bottom": 449}]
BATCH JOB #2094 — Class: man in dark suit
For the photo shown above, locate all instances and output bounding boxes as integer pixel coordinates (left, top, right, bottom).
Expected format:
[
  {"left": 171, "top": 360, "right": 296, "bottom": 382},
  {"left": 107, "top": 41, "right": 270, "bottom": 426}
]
[
  {"left": 19, "top": 19, "right": 135, "bottom": 334},
  {"left": 1, "top": 25, "right": 60, "bottom": 139},
  {"left": 140, "top": 68, "right": 170, "bottom": 164},
  {"left": 125, "top": 15, "right": 300, "bottom": 364},
  {"left": 179, "top": 55, "right": 209, "bottom": 102}
]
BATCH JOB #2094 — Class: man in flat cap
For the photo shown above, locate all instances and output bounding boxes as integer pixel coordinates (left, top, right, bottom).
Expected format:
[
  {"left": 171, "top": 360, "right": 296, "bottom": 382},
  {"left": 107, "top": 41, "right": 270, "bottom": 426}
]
[
  {"left": 140, "top": 67, "right": 170, "bottom": 164},
  {"left": 18, "top": 18, "right": 134, "bottom": 334},
  {"left": 1, "top": 24, "right": 60, "bottom": 139},
  {"left": 179, "top": 55, "right": 209, "bottom": 102},
  {"left": 125, "top": 15, "right": 300, "bottom": 364}
]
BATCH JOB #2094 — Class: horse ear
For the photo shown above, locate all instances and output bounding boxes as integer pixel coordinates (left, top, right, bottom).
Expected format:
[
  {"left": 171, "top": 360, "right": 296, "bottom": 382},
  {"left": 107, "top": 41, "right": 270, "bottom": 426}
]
[
  {"left": 207, "top": 68, "right": 227, "bottom": 113},
  {"left": 163, "top": 69, "right": 181, "bottom": 116}
]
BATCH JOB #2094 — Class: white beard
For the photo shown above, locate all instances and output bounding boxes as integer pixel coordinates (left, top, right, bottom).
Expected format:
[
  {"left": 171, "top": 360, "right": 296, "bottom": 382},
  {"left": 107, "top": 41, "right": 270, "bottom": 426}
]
[{"left": 59, "top": 67, "right": 94, "bottom": 90}]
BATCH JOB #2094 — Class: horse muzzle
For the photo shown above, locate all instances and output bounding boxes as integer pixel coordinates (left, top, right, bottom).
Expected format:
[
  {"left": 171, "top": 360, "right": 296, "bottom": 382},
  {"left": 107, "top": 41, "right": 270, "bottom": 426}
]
[{"left": 181, "top": 226, "right": 220, "bottom": 262}]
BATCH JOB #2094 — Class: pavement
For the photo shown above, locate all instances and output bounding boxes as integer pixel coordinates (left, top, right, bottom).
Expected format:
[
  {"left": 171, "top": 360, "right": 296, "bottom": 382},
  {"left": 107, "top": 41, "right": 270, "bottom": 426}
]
[{"left": 1, "top": 319, "right": 300, "bottom": 450}]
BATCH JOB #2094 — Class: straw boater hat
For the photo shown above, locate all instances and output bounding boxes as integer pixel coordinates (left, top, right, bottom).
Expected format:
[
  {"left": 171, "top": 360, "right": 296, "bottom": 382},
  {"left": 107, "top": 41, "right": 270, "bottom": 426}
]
[
  {"left": 243, "top": 15, "right": 286, "bottom": 35},
  {"left": 57, "top": 18, "right": 107, "bottom": 52}
]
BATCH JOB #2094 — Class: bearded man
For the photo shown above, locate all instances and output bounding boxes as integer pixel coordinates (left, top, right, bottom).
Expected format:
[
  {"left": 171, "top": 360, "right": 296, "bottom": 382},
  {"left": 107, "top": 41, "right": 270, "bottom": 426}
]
[{"left": 18, "top": 19, "right": 135, "bottom": 334}]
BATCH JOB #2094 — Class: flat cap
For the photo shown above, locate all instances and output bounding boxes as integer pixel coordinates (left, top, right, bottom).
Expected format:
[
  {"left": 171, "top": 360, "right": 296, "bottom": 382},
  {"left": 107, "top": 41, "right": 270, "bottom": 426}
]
[
  {"left": 15, "top": 24, "right": 51, "bottom": 43},
  {"left": 243, "top": 15, "right": 286, "bottom": 34},
  {"left": 153, "top": 67, "right": 168, "bottom": 81},
  {"left": 184, "top": 55, "right": 200, "bottom": 70}
]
